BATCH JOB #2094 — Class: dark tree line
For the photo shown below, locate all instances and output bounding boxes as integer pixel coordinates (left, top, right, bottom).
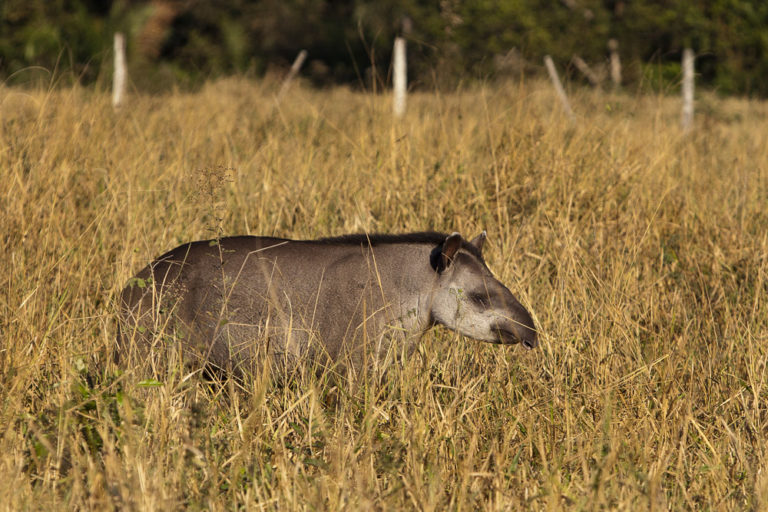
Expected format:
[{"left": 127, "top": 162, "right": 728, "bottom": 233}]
[{"left": 2, "top": 0, "right": 768, "bottom": 96}]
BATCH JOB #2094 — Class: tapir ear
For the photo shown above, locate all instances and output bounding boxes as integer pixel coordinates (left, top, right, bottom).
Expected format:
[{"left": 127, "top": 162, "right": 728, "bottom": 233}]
[
  {"left": 430, "top": 232, "right": 463, "bottom": 272},
  {"left": 469, "top": 231, "right": 486, "bottom": 253}
]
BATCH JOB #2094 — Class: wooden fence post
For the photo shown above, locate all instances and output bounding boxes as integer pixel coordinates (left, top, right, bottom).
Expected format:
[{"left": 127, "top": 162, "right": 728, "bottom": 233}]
[
  {"left": 112, "top": 32, "right": 126, "bottom": 108},
  {"left": 393, "top": 37, "right": 407, "bottom": 118},
  {"left": 277, "top": 49, "right": 308, "bottom": 101},
  {"left": 544, "top": 55, "right": 574, "bottom": 120},
  {"left": 572, "top": 55, "right": 600, "bottom": 87},
  {"left": 608, "top": 38, "right": 621, "bottom": 88},
  {"left": 681, "top": 48, "right": 694, "bottom": 132}
]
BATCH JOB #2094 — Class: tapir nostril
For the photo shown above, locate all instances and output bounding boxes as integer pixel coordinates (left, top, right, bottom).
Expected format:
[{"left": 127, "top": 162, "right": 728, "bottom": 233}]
[
  {"left": 512, "top": 304, "right": 538, "bottom": 349},
  {"left": 493, "top": 322, "right": 538, "bottom": 348},
  {"left": 517, "top": 325, "right": 538, "bottom": 349}
]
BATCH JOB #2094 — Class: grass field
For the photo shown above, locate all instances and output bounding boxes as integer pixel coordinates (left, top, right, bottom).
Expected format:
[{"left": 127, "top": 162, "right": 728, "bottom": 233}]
[{"left": 2, "top": 76, "right": 767, "bottom": 509}]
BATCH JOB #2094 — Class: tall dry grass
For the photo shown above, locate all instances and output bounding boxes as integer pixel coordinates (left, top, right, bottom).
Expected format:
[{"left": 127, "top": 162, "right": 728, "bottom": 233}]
[{"left": 1, "top": 76, "right": 767, "bottom": 509}]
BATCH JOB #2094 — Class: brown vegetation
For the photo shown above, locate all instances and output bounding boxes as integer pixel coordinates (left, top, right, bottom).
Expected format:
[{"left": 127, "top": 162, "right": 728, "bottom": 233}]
[{"left": 1, "top": 77, "right": 767, "bottom": 509}]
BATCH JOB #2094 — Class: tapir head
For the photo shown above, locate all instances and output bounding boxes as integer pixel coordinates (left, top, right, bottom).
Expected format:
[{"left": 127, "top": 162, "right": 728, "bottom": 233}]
[{"left": 429, "top": 232, "right": 538, "bottom": 349}]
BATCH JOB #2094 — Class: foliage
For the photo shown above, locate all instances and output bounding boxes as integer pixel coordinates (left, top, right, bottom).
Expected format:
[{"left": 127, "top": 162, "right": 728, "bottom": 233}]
[{"left": 2, "top": 1, "right": 768, "bottom": 95}]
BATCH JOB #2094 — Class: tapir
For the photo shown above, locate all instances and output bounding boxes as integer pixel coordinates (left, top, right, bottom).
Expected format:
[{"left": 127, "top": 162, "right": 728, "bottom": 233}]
[{"left": 118, "top": 232, "right": 537, "bottom": 376}]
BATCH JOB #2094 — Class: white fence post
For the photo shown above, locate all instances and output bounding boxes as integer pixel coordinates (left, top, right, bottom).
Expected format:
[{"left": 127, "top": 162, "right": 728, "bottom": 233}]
[
  {"left": 608, "top": 38, "right": 621, "bottom": 88},
  {"left": 544, "top": 55, "right": 574, "bottom": 120},
  {"left": 112, "top": 32, "right": 126, "bottom": 108},
  {"left": 681, "top": 48, "right": 694, "bottom": 133},
  {"left": 572, "top": 55, "right": 600, "bottom": 87},
  {"left": 277, "top": 49, "right": 308, "bottom": 101},
  {"left": 393, "top": 37, "right": 407, "bottom": 118}
]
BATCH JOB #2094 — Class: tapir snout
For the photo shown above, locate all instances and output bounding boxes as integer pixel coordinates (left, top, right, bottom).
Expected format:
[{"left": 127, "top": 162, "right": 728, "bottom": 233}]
[
  {"left": 482, "top": 281, "right": 537, "bottom": 348},
  {"left": 492, "top": 302, "right": 538, "bottom": 349}
]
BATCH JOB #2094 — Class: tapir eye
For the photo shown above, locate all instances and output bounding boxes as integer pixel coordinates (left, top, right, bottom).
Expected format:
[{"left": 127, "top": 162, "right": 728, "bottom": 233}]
[{"left": 469, "top": 292, "right": 490, "bottom": 307}]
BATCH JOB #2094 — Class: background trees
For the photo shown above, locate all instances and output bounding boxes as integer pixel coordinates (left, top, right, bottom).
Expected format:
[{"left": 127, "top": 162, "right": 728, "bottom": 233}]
[{"left": 2, "top": 0, "right": 768, "bottom": 96}]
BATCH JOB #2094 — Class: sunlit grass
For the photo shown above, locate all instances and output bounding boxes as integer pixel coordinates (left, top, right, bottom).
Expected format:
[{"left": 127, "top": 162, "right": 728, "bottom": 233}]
[{"left": 1, "top": 76, "right": 767, "bottom": 509}]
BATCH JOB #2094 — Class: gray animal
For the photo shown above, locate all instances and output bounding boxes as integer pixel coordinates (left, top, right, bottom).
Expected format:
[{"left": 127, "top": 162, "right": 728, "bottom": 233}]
[{"left": 118, "top": 232, "right": 537, "bottom": 376}]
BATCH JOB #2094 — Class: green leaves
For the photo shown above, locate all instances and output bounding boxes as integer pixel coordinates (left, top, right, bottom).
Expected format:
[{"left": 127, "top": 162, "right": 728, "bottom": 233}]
[{"left": 137, "top": 379, "right": 163, "bottom": 388}]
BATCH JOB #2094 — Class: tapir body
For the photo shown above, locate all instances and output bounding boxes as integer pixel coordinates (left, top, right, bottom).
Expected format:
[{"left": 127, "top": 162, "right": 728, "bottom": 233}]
[{"left": 118, "top": 232, "right": 537, "bottom": 375}]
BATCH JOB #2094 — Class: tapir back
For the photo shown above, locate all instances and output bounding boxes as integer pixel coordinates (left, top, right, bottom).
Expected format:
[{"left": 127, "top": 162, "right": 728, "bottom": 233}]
[{"left": 118, "top": 236, "right": 428, "bottom": 374}]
